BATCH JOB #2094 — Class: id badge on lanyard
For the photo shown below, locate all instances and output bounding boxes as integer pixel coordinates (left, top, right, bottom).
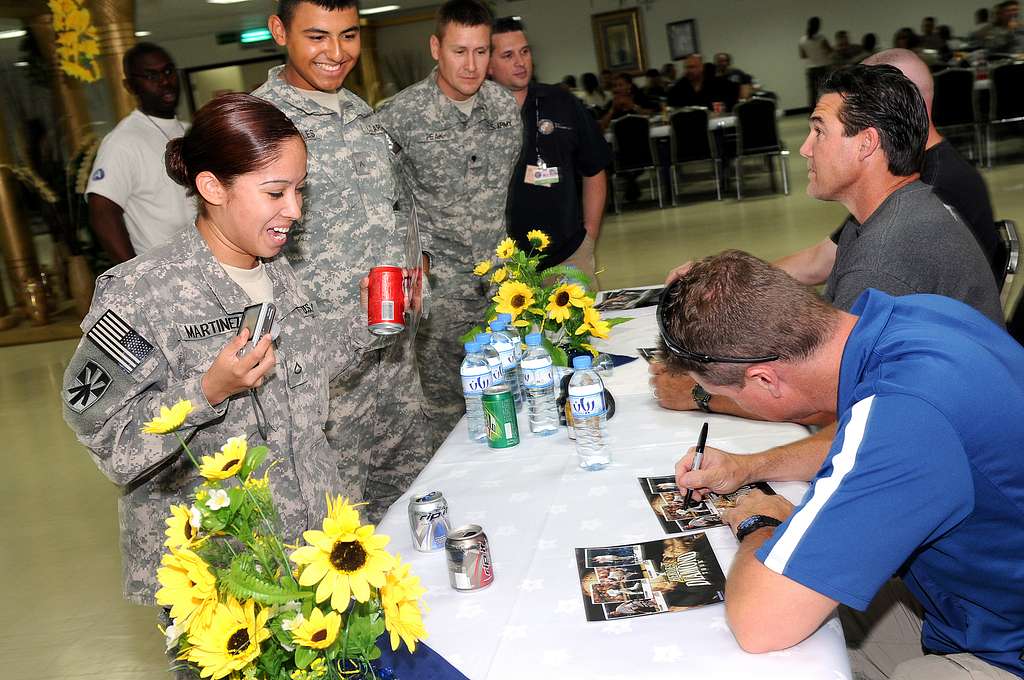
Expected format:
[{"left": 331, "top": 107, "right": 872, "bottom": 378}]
[{"left": 524, "top": 101, "right": 560, "bottom": 188}]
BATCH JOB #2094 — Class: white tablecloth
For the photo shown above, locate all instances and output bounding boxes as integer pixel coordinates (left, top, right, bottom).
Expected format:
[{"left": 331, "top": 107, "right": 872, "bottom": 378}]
[
  {"left": 378, "top": 303, "right": 851, "bottom": 680},
  {"left": 605, "top": 115, "right": 735, "bottom": 143}
]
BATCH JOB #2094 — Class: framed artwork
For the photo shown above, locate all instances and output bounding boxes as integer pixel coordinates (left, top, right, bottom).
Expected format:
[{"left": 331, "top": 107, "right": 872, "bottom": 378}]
[
  {"left": 667, "top": 19, "right": 699, "bottom": 61},
  {"left": 592, "top": 9, "right": 647, "bottom": 73}
]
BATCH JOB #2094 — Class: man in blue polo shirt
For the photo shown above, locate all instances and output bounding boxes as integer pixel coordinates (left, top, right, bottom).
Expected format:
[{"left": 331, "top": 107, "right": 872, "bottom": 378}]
[{"left": 661, "top": 250, "right": 1024, "bottom": 679}]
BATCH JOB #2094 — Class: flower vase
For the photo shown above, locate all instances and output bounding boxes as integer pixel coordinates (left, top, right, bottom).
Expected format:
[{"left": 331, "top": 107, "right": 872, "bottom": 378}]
[{"left": 67, "top": 254, "right": 94, "bottom": 318}]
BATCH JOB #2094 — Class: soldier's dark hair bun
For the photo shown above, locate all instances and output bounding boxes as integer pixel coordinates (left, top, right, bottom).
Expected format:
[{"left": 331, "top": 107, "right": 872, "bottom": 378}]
[
  {"left": 162, "top": 93, "right": 304, "bottom": 204},
  {"left": 164, "top": 137, "right": 189, "bottom": 187}
]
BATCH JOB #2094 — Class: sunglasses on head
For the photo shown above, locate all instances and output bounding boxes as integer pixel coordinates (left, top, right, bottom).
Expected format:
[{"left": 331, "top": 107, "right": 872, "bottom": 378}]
[{"left": 656, "top": 288, "right": 781, "bottom": 365}]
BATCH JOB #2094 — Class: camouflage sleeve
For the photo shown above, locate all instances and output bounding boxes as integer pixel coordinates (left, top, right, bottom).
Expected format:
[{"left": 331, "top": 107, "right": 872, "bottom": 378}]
[
  {"left": 62, "top": 273, "right": 229, "bottom": 487},
  {"left": 372, "top": 103, "right": 434, "bottom": 258}
]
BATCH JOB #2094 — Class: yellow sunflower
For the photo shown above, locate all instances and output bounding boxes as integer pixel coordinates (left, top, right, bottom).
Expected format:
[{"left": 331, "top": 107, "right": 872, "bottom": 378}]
[
  {"left": 289, "top": 607, "right": 341, "bottom": 649},
  {"left": 526, "top": 229, "right": 551, "bottom": 252},
  {"left": 473, "top": 260, "right": 492, "bottom": 276},
  {"left": 546, "top": 283, "right": 590, "bottom": 323},
  {"left": 155, "top": 548, "right": 219, "bottom": 633},
  {"left": 199, "top": 436, "right": 247, "bottom": 481},
  {"left": 289, "top": 495, "right": 395, "bottom": 610},
  {"left": 164, "top": 504, "right": 198, "bottom": 549},
  {"left": 143, "top": 400, "right": 193, "bottom": 434},
  {"left": 493, "top": 281, "right": 535, "bottom": 320},
  {"left": 186, "top": 596, "right": 270, "bottom": 680},
  {"left": 495, "top": 237, "right": 516, "bottom": 259},
  {"left": 576, "top": 306, "right": 611, "bottom": 340},
  {"left": 491, "top": 267, "right": 508, "bottom": 284},
  {"left": 381, "top": 557, "right": 428, "bottom": 652},
  {"left": 581, "top": 342, "right": 599, "bottom": 357}
]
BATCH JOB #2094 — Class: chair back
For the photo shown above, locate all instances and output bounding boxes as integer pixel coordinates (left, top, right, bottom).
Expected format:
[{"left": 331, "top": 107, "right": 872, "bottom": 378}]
[
  {"left": 668, "top": 107, "right": 713, "bottom": 164},
  {"left": 993, "top": 219, "right": 1020, "bottom": 293},
  {"left": 990, "top": 62, "right": 1024, "bottom": 122},
  {"left": 611, "top": 115, "right": 655, "bottom": 171},
  {"left": 932, "top": 69, "right": 977, "bottom": 127},
  {"left": 734, "top": 98, "right": 780, "bottom": 155}
]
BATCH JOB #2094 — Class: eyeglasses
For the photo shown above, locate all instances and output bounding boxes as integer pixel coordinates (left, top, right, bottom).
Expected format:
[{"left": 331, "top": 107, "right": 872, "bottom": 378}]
[
  {"left": 656, "top": 288, "right": 781, "bottom": 364},
  {"left": 129, "top": 66, "right": 177, "bottom": 82}
]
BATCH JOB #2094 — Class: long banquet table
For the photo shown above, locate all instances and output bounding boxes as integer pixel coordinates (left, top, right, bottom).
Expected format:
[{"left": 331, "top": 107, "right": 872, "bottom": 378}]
[{"left": 378, "top": 303, "right": 852, "bottom": 679}]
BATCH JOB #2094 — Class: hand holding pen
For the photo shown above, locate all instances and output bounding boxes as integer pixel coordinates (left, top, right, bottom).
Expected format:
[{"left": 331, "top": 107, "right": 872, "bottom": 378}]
[{"left": 682, "top": 422, "right": 709, "bottom": 509}]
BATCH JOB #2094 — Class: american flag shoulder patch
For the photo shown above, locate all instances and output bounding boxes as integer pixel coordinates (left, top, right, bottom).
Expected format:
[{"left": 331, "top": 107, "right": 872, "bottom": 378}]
[{"left": 86, "top": 309, "right": 155, "bottom": 374}]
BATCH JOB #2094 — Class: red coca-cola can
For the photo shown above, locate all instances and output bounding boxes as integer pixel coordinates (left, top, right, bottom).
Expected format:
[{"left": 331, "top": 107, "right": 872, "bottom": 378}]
[
  {"left": 368, "top": 266, "right": 405, "bottom": 335},
  {"left": 712, "top": 101, "right": 725, "bottom": 114}
]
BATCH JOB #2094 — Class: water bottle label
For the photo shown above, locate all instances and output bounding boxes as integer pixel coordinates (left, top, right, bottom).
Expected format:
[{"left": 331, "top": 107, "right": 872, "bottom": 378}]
[
  {"left": 569, "top": 383, "right": 606, "bottom": 418},
  {"left": 487, "top": 356, "right": 504, "bottom": 383},
  {"left": 521, "top": 357, "right": 553, "bottom": 388},
  {"left": 461, "top": 366, "right": 492, "bottom": 395},
  {"left": 493, "top": 340, "right": 516, "bottom": 369}
]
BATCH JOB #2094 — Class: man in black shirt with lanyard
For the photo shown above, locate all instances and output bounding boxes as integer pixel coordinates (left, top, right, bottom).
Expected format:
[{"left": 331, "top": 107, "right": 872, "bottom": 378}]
[{"left": 489, "top": 17, "right": 612, "bottom": 286}]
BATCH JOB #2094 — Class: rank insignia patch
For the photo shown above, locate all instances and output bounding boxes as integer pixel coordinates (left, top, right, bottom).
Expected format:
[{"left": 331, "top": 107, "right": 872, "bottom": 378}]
[{"left": 64, "top": 360, "right": 111, "bottom": 413}]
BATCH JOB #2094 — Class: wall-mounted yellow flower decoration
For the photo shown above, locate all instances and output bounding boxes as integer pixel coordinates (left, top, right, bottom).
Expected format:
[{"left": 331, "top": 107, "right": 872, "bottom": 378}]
[
  {"left": 290, "top": 607, "right": 341, "bottom": 649},
  {"left": 143, "top": 400, "right": 193, "bottom": 435},
  {"left": 49, "top": 0, "right": 102, "bottom": 83},
  {"left": 199, "top": 436, "right": 246, "bottom": 481},
  {"left": 495, "top": 237, "right": 517, "bottom": 259},
  {"left": 493, "top": 281, "right": 535, "bottom": 320},
  {"left": 526, "top": 230, "right": 550, "bottom": 252},
  {"left": 473, "top": 260, "right": 492, "bottom": 276}
]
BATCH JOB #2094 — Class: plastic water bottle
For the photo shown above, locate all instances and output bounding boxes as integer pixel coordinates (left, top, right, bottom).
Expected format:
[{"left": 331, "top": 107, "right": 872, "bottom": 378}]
[
  {"left": 497, "top": 313, "right": 524, "bottom": 362},
  {"left": 489, "top": 320, "right": 523, "bottom": 407},
  {"left": 568, "top": 355, "right": 609, "bottom": 470},
  {"left": 460, "top": 342, "right": 491, "bottom": 442},
  {"left": 475, "top": 333, "right": 505, "bottom": 386},
  {"left": 521, "top": 333, "right": 559, "bottom": 436}
]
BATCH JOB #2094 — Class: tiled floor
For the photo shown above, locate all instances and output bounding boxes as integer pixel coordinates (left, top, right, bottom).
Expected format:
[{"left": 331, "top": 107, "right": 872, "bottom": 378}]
[{"left": 3, "top": 116, "right": 1022, "bottom": 678}]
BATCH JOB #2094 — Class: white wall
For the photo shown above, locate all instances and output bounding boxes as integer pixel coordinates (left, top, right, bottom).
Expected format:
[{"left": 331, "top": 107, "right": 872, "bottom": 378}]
[{"left": 495, "top": 0, "right": 981, "bottom": 111}]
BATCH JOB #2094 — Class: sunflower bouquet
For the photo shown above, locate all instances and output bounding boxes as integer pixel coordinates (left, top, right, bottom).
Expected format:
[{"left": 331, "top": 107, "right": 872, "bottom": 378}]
[
  {"left": 467, "top": 230, "right": 628, "bottom": 365},
  {"left": 146, "top": 400, "right": 426, "bottom": 680}
]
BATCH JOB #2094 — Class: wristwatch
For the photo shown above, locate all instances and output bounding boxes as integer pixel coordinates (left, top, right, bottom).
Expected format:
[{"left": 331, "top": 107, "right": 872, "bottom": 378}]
[
  {"left": 691, "top": 383, "right": 712, "bottom": 413},
  {"left": 735, "top": 514, "right": 782, "bottom": 543}
]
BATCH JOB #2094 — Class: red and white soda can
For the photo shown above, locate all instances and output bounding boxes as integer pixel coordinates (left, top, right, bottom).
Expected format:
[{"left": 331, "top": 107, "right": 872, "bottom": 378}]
[{"left": 368, "top": 266, "right": 405, "bottom": 335}]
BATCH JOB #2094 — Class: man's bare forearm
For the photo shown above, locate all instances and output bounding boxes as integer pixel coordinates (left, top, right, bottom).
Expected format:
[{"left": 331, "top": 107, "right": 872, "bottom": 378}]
[
  {"left": 773, "top": 238, "right": 837, "bottom": 286},
  {"left": 88, "top": 193, "right": 135, "bottom": 263},
  {"left": 742, "top": 423, "right": 836, "bottom": 485},
  {"left": 581, "top": 171, "right": 607, "bottom": 241}
]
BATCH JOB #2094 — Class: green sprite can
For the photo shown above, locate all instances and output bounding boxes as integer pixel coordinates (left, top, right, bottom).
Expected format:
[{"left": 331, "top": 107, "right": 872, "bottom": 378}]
[{"left": 482, "top": 384, "right": 519, "bottom": 448}]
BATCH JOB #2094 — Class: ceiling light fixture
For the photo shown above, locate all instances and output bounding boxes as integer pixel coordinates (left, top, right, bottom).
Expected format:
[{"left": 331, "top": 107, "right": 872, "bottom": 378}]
[
  {"left": 135, "top": 30, "right": 151, "bottom": 37},
  {"left": 360, "top": 5, "right": 401, "bottom": 15},
  {"left": 0, "top": 30, "right": 26, "bottom": 40},
  {"left": 206, "top": 0, "right": 251, "bottom": 5}
]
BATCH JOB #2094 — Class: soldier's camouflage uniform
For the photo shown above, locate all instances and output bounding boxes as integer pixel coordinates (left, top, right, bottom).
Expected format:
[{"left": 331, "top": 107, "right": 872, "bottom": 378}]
[
  {"left": 62, "top": 226, "right": 343, "bottom": 606},
  {"left": 375, "top": 70, "right": 523, "bottom": 450},
  {"left": 254, "top": 66, "right": 433, "bottom": 522}
]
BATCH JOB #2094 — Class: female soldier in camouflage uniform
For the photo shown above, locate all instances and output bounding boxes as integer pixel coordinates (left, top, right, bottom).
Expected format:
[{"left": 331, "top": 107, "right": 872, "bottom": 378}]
[{"left": 61, "top": 94, "right": 352, "bottom": 615}]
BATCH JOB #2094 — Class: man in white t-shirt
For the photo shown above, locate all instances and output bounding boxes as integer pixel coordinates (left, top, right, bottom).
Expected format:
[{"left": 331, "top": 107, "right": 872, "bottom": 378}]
[{"left": 86, "top": 43, "right": 196, "bottom": 262}]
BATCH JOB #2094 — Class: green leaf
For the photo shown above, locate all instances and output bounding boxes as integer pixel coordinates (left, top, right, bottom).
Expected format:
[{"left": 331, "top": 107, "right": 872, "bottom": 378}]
[
  {"left": 539, "top": 264, "right": 593, "bottom": 291},
  {"left": 294, "top": 645, "right": 317, "bottom": 669},
  {"left": 541, "top": 336, "right": 569, "bottom": 367},
  {"left": 604, "top": 316, "right": 632, "bottom": 329},
  {"left": 458, "top": 325, "right": 484, "bottom": 344},
  {"left": 239, "top": 445, "right": 268, "bottom": 481},
  {"left": 218, "top": 558, "right": 312, "bottom": 605}
]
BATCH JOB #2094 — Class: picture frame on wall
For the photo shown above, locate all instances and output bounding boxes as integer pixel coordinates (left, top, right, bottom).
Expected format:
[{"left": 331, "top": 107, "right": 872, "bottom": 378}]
[
  {"left": 667, "top": 19, "right": 699, "bottom": 61},
  {"left": 591, "top": 8, "right": 647, "bottom": 73}
]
